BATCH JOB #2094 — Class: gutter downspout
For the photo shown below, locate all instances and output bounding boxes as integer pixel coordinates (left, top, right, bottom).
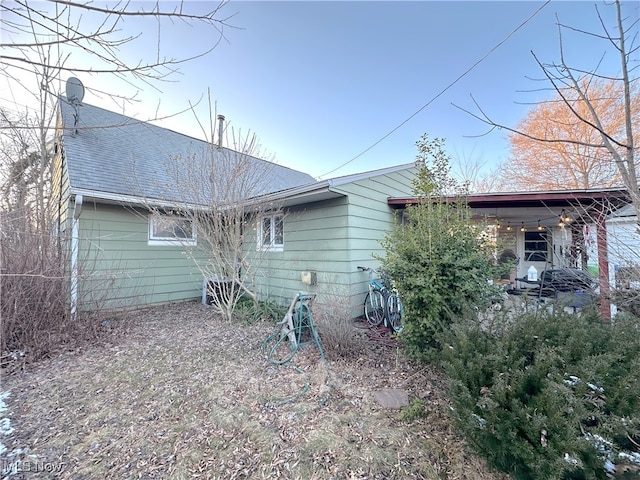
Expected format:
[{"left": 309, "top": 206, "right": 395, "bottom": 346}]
[{"left": 70, "top": 194, "right": 83, "bottom": 318}]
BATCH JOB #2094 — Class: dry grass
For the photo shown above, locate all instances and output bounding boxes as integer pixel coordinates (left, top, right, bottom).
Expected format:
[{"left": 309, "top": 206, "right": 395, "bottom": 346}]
[{"left": 1, "top": 302, "right": 509, "bottom": 479}]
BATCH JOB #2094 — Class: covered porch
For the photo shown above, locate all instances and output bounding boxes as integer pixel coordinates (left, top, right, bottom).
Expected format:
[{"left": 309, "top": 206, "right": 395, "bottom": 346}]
[{"left": 388, "top": 188, "right": 631, "bottom": 320}]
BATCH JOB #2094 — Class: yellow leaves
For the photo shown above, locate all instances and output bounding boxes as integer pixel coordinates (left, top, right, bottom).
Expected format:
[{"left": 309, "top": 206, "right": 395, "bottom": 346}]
[{"left": 503, "top": 79, "right": 638, "bottom": 191}]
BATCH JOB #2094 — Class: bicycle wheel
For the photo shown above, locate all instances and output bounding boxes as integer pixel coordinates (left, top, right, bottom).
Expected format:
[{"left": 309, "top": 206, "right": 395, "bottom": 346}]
[
  {"left": 364, "top": 290, "right": 386, "bottom": 327},
  {"left": 386, "top": 293, "right": 403, "bottom": 333}
]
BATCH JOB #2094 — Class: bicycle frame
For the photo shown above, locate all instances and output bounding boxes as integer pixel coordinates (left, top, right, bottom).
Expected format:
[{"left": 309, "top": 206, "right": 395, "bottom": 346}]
[
  {"left": 385, "top": 286, "right": 403, "bottom": 333},
  {"left": 368, "top": 273, "right": 386, "bottom": 293},
  {"left": 360, "top": 266, "right": 386, "bottom": 295}
]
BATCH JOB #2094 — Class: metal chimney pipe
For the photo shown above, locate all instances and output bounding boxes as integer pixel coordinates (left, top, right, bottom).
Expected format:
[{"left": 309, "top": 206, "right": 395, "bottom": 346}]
[{"left": 217, "top": 114, "right": 225, "bottom": 147}]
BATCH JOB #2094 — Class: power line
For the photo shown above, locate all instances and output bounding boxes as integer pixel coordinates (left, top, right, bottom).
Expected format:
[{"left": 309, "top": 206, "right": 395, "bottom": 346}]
[{"left": 318, "top": 0, "right": 551, "bottom": 179}]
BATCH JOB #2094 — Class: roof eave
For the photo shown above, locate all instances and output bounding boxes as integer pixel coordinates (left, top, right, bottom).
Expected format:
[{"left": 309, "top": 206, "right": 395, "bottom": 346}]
[
  {"left": 69, "top": 187, "right": 207, "bottom": 211},
  {"left": 70, "top": 183, "right": 344, "bottom": 211},
  {"left": 246, "top": 181, "right": 344, "bottom": 207},
  {"left": 388, "top": 188, "right": 631, "bottom": 209}
]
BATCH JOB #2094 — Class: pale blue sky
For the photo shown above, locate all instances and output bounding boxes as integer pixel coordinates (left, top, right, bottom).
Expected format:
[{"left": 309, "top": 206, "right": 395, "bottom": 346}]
[
  {"left": 128, "top": 0, "right": 634, "bottom": 179},
  {"left": 2, "top": 1, "right": 637, "bottom": 179}
]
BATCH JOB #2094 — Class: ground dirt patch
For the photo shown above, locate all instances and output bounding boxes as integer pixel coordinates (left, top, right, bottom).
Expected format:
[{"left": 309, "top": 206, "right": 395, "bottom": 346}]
[{"left": 1, "top": 302, "right": 509, "bottom": 479}]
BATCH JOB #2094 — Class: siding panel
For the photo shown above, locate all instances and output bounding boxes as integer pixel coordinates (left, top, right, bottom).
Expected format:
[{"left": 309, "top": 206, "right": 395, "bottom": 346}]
[
  {"left": 252, "top": 167, "right": 417, "bottom": 317},
  {"left": 336, "top": 168, "right": 416, "bottom": 316},
  {"left": 77, "top": 203, "right": 206, "bottom": 310},
  {"left": 75, "top": 167, "right": 417, "bottom": 316}
]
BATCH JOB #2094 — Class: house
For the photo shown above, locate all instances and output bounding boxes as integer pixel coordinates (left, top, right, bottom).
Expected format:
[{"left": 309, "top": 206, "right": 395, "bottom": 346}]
[
  {"left": 53, "top": 97, "right": 418, "bottom": 318},
  {"left": 604, "top": 204, "right": 640, "bottom": 315},
  {"left": 56, "top": 91, "right": 635, "bottom": 321},
  {"left": 389, "top": 189, "right": 635, "bottom": 319}
]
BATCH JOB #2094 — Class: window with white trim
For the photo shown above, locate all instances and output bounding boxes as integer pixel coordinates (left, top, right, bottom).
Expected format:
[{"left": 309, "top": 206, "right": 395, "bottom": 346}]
[
  {"left": 258, "top": 214, "right": 284, "bottom": 251},
  {"left": 148, "top": 214, "right": 196, "bottom": 246}
]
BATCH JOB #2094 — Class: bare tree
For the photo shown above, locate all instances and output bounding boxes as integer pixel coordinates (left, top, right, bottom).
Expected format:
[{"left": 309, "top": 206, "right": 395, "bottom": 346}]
[
  {"left": 457, "top": 0, "right": 639, "bottom": 220},
  {"left": 0, "top": 0, "right": 232, "bottom": 359},
  {"left": 0, "top": 106, "right": 76, "bottom": 361},
  {"left": 450, "top": 149, "right": 508, "bottom": 193},
  {"left": 1, "top": 0, "right": 232, "bottom": 228},
  {"left": 498, "top": 79, "right": 635, "bottom": 191},
  {"left": 0, "top": 109, "right": 48, "bottom": 217},
  {"left": 1, "top": 0, "right": 231, "bottom": 163},
  {"left": 144, "top": 113, "right": 286, "bottom": 322}
]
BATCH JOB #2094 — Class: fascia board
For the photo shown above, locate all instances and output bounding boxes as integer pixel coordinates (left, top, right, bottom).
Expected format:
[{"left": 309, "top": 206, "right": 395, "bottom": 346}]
[
  {"left": 324, "top": 162, "right": 415, "bottom": 188},
  {"left": 69, "top": 187, "right": 209, "bottom": 211},
  {"left": 254, "top": 163, "right": 416, "bottom": 205}
]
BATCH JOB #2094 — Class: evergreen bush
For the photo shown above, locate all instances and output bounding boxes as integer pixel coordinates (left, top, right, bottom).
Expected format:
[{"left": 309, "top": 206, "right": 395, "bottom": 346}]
[
  {"left": 379, "top": 136, "right": 504, "bottom": 360},
  {"left": 440, "top": 307, "right": 640, "bottom": 479}
]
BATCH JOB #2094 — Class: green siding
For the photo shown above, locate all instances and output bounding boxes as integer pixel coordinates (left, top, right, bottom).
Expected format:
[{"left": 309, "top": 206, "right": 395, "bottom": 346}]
[
  {"left": 252, "top": 197, "right": 351, "bottom": 306},
  {"left": 252, "top": 167, "right": 417, "bottom": 318},
  {"left": 338, "top": 168, "right": 416, "bottom": 317},
  {"left": 72, "top": 166, "right": 416, "bottom": 316},
  {"left": 76, "top": 202, "right": 206, "bottom": 310}
]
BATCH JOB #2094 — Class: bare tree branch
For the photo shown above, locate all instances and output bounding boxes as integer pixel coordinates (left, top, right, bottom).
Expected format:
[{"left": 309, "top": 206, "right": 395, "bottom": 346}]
[
  {"left": 454, "top": 95, "right": 610, "bottom": 150},
  {"left": 457, "top": 0, "right": 639, "bottom": 216},
  {"left": 1, "top": 0, "right": 232, "bottom": 86}
]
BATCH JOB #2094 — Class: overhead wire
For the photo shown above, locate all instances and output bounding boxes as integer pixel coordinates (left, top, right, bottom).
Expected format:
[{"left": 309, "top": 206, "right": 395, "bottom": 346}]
[{"left": 318, "top": 0, "right": 552, "bottom": 179}]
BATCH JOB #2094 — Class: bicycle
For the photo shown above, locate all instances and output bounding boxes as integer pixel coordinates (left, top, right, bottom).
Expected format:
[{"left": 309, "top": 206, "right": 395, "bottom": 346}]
[
  {"left": 386, "top": 285, "right": 403, "bottom": 333},
  {"left": 357, "top": 266, "right": 403, "bottom": 333}
]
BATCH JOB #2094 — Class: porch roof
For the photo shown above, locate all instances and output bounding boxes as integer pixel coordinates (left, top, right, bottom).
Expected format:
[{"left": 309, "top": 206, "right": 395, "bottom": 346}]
[{"left": 388, "top": 188, "right": 631, "bottom": 228}]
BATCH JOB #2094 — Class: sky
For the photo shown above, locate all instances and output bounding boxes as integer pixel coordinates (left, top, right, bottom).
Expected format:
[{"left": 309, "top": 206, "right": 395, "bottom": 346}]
[{"left": 1, "top": 1, "right": 637, "bottom": 180}]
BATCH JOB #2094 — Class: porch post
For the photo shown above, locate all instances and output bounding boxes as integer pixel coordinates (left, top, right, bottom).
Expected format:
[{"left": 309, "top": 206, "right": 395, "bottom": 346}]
[
  {"left": 595, "top": 209, "right": 611, "bottom": 322},
  {"left": 570, "top": 223, "right": 584, "bottom": 269}
]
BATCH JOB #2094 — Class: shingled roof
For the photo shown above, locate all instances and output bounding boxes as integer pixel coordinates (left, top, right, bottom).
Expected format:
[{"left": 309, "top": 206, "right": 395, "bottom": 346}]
[{"left": 58, "top": 99, "right": 317, "bottom": 206}]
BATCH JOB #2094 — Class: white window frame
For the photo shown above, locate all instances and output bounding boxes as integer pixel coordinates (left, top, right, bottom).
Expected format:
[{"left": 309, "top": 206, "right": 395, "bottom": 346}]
[
  {"left": 258, "top": 214, "right": 284, "bottom": 252},
  {"left": 148, "top": 214, "right": 196, "bottom": 246}
]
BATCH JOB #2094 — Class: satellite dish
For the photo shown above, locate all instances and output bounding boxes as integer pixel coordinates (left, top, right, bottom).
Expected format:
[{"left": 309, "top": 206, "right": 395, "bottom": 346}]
[{"left": 66, "top": 77, "right": 85, "bottom": 104}]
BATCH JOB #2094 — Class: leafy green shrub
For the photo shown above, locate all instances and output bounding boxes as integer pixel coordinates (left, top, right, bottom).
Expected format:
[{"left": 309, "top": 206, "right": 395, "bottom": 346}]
[
  {"left": 400, "top": 397, "right": 428, "bottom": 423},
  {"left": 440, "top": 307, "right": 640, "bottom": 479},
  {"left": 380, "top": 136, "right": 504, "bottom": 360},
  {"left": 233, "top": 296, "right": 286, "bottom": 325}
]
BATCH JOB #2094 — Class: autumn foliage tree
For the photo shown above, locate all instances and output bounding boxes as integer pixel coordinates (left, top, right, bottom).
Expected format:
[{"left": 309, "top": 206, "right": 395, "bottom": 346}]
[
  {"left": 500, "top": 79, "right": 638, "bottom": 191},
  {"left": 460, "top": 1, "right": 639, "bottom": 220}
]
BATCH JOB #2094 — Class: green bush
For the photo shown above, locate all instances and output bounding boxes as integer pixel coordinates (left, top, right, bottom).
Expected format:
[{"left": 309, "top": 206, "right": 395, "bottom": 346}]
[
  {"left": 233, "top": 296, "right": 286, "bottom": 325},
  {"left": 440, "top": 308, "right": 640, "bottom": 479},
  {"left": 379, "top": 136, "right": 504, "bottom": 360},
  {"left": 400, "top": 397, "right": 428, "bottom": 422}
]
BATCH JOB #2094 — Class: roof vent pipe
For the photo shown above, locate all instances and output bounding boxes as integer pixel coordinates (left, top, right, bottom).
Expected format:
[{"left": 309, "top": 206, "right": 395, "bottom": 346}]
[{"left": 217, "top": 114, "right": 225, "bottom": 147}]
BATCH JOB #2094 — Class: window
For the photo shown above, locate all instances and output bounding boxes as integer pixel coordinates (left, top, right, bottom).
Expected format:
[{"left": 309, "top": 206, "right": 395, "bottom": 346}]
[
  {"left": 524, "top": 231, "right": 548, "bottom": 262},
  {"left": 258, "top": 214, "right": 283, "bottom": 251},
  {"left": 148, "top": 214, "right": 196, "bottom": 246}
]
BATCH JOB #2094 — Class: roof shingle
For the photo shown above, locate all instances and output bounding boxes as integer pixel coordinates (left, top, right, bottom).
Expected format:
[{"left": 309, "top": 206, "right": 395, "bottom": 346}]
[{"left": 59, "top": 100, "right": 317, "bottom": 205}]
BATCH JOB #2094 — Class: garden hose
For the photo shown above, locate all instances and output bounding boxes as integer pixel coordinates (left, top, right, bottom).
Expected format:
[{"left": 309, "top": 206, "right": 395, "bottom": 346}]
[
  {"left": 262, "top": 298, "right": 326, "bottom": 365},
  {"left": 264, "top": 366, "right": 311, "bottom": 408},
  {"left": 261, "top": 295, "right": 326, "bottom": 406}
]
